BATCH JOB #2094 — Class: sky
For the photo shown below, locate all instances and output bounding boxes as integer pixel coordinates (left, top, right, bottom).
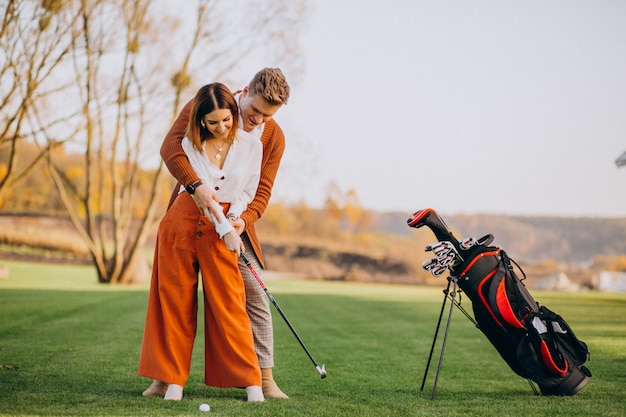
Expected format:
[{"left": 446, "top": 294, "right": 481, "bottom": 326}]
[{"left": 263, "top": 0, "right": 626, "bottom": 218}]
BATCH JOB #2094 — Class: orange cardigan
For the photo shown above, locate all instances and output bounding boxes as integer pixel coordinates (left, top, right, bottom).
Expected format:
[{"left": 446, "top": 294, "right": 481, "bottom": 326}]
[{"left": 160, "top": 99, "right": 285, "bottom": 268}]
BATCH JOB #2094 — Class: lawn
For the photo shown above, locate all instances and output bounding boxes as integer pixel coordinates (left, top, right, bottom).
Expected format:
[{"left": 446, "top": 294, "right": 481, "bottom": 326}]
[{"left": 0, "top": 260, "right": 625, "bottom": 417}]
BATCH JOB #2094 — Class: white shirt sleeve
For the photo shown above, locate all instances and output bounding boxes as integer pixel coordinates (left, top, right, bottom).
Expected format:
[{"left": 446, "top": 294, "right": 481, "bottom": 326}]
[
  {"left": 181, "top": 137, "right": 214, "bottom": 190},
  {"left": 209, "top": 210, "right": 235, "bottom": 238}
]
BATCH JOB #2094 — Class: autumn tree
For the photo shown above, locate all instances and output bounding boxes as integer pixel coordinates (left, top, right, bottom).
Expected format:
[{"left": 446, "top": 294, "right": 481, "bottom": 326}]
[
  {"left": 320, "top": 181, "right": 372, "bottom": 236},
  {"left": 0, "top": 0, "right": 77, "bottom": 196},
  {"left": 2, "top": 0, "right": 306, "bottom": 283}
]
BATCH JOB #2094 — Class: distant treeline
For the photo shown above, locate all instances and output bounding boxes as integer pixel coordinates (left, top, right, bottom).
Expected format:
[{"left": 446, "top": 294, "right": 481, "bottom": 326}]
[
  {"left": 366, "top": 211, "right": 626, "bottom": 263},
  {"left": 2, "top": 141, "right": 624, "bottom": 265}
]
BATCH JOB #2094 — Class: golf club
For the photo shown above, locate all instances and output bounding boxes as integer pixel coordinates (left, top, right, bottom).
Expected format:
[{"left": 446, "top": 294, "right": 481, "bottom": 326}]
[
  {"left": 422, "top": 257, "right": 449, "bottom": 277},
  {"left": 240, "top": 252, "right": 327, "bottom": 379},
  {"left": 407, "top": 208, "right": 460, "bottom": 250},
  {"left": 426, "top": 241, "right": 463, "bottom": 265}
]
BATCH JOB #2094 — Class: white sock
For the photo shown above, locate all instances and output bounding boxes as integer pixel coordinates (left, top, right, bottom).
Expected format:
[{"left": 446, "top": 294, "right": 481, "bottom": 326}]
[
  {"left": 246, "top": 385, "right": 265, "bottom": 402},
  {"left": 164, "top": 383, "right": 184, "bottom": 401}
]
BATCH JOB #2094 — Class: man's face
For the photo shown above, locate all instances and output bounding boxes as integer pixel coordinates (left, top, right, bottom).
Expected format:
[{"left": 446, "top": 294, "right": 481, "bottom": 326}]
[{"left": 238, "top": 86, "right": 282, "bottom": 132}]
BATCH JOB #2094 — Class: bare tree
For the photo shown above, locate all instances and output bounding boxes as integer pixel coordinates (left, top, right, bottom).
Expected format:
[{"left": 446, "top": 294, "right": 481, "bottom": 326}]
[
  {"left": 0, "top": 0, "right": 79, "bottom": 195},
  {"left": 2, "top": 0, "right": 307, "bottom": 284}
]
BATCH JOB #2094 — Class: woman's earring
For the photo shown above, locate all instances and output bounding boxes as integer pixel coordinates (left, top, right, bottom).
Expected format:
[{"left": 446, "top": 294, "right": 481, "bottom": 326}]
[{"left": 201, "top": 120, "right": 206, "bottom": 129}]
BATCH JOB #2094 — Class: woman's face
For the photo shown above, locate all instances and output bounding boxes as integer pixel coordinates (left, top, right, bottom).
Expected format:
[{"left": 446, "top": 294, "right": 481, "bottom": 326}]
[{"left": 203, "top": 108, "right": 233, "bottom": 139}]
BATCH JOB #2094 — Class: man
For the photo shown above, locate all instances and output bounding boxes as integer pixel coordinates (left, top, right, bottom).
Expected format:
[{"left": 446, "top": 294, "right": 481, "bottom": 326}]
[{"left": 143, "top": 68, "right": 290, "bottom": 399}]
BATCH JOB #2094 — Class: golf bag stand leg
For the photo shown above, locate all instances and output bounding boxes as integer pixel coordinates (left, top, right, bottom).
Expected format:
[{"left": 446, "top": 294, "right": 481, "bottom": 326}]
[
  {"left": 420, "top": 277, "right": 453, "bottom": 392},
  {"left": 422, "top": 276, "right": 459, "bottom": 400}
]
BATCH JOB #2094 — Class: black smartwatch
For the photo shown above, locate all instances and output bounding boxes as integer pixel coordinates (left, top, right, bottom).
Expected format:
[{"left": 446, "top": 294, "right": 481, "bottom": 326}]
[{"left": 185, "top": 181, "right": 203, "bottom": 195}]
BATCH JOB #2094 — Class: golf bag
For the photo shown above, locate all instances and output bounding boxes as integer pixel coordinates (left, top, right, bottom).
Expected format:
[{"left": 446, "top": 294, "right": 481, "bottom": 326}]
[{"left": 408, "top": 208, "right": 591, "bottom": 396}]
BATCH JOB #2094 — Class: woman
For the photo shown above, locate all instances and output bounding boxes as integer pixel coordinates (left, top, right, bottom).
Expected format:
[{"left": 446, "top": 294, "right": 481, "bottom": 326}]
[{"left": 138, "top": 83, "right": 264, "bottom": 402}]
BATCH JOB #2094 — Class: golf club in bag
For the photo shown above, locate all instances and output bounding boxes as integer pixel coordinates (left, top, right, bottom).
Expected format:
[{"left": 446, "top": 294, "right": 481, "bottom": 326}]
[
  {"left": 240, "top": 252, "right": 327, "bottom": 379},
  {"left": 407, "top": 208, "right": 591, "bottom": 398}
]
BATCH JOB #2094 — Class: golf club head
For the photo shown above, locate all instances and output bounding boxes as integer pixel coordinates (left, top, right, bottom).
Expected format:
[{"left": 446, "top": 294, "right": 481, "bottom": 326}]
[
  {"left": 423, "top": 257, "right": 448, "bottom": 277},
  {"left": 460, "top": 237, "right": 478, "bottom": 250},
  {"left": 422, "top": 258, "right": 439, "bottom": 271},
  {"left": 431, "top": 264, "right": 448, "bottom": 277},
  {"left": 317, "top": 364, "right": 327, "bottom": 379}
]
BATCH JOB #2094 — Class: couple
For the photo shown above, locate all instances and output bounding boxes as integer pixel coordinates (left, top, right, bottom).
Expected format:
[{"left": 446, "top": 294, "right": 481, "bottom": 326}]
[{"left": 137, "top": 68, "right": 291, "bottom": 402}]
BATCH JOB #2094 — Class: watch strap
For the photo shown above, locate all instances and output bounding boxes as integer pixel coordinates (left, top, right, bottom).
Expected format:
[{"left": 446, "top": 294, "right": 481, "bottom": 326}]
[{"left": 185, "top": 181, "right": 203, "bottom": 194}]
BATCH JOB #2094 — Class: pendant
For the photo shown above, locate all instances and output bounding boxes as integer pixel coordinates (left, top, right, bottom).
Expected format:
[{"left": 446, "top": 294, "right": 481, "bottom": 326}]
[{"left": 215, "top": 154, "right": 221, "bottom": 161}]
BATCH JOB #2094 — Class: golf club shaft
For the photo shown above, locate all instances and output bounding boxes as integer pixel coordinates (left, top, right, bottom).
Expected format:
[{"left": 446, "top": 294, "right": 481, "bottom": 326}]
[{"left": 240, "top": 252, "right": 327, "bottom": 378}]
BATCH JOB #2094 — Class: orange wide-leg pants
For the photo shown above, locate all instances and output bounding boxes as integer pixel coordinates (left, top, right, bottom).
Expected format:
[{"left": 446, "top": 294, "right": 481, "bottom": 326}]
[{"left": 137, "top": 192, "right": 261, "bottom": 388}]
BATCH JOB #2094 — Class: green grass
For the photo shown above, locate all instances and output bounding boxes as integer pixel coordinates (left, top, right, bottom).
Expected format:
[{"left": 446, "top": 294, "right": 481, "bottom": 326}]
[{"left": 1, "top": 260, "right": 625, "bottom": 416}]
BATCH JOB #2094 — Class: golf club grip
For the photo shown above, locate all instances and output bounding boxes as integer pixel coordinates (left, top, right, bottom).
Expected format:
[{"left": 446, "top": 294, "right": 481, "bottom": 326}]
[
  {"left": 407, "top": 208, "right": 461, "bottom": 250},
  {"left": 241, "top": 253, "right": 267, "bottom": 290}
]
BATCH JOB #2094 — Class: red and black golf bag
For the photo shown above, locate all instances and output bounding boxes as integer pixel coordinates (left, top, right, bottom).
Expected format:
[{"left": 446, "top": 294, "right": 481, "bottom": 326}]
[{"left": 408, "top": 208, "right": 591, "bottom": 396}]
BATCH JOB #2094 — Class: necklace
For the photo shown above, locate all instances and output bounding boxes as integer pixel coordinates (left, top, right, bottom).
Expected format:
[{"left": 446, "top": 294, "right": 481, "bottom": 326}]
[{"left": 212, "top": 139, "right": 228, "bottom": 161}]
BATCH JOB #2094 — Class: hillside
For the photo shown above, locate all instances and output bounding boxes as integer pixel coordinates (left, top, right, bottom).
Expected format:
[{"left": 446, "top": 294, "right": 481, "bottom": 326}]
[
  {"left": 259, "top": 210, "right": 626, "bottom": 288},
  {"left": 366, "top": 211, "right": 626, "bottom": 263},
  {"left": 2, "top": 212, "right": 626, "bottom": 287}
]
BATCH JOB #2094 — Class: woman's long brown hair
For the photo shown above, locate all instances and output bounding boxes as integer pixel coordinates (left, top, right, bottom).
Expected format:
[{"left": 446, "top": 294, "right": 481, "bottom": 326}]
[{"left": 186, "top": 83, "right": 239, "bottom": 151}]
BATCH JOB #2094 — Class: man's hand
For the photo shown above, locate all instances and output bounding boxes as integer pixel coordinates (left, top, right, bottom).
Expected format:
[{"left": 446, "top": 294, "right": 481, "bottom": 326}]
[
  {"left": 223, "top": 231, "right": 244, "bottom": 256},
  {"left": 230, "top": 217, "right": 246, "bottom": 235},
  {"left": 192, "top": 184, "right": 222, "bottom": 220}
]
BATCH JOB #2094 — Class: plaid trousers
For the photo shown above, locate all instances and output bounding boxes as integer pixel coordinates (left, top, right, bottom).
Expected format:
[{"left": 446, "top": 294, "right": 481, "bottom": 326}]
[{"left": 239, "top": 234, "right": 274, "bottom": 369}]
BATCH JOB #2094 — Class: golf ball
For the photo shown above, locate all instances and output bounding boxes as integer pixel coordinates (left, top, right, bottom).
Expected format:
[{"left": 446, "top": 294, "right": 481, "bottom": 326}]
[{"left": 199, "top": 403, "right": 210, "bottom": 412}]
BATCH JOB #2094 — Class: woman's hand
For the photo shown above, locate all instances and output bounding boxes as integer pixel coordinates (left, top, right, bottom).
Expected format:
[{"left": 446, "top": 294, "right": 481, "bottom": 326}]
[{"left": 192, "top": 184, "right": 222, "bottom": 220}]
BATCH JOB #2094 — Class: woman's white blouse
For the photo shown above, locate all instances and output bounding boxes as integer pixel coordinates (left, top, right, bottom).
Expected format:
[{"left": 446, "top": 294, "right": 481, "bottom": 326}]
[{"left": 181, "top": 133, "right": 262, "bottom": 236}]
